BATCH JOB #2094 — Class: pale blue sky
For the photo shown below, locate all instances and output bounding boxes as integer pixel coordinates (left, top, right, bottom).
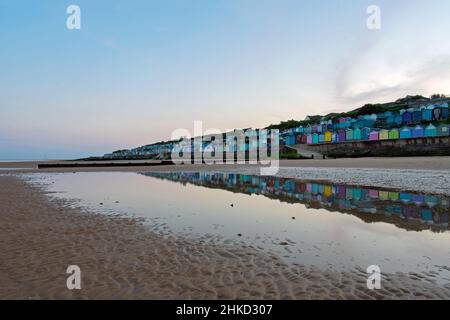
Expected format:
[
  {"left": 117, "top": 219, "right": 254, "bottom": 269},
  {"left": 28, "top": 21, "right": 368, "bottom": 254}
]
[{"left": 1, "top": 0, "right": 450, "bottom": 159}]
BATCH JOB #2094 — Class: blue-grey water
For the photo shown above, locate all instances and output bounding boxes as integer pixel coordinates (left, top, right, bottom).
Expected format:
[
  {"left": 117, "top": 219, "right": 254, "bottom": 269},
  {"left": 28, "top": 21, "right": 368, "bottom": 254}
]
[{"left": 29, "top": 171, "right": 450, "bottom": 284}]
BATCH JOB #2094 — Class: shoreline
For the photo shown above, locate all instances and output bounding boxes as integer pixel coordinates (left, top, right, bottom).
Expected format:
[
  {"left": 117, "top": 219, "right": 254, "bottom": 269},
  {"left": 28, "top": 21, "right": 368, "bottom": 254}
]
[
  {"left": 1, "top": 175, "right": 450, "bottom": 299},
  {"left": 1, "top": 156, "right": 450, "bottom": 196}
]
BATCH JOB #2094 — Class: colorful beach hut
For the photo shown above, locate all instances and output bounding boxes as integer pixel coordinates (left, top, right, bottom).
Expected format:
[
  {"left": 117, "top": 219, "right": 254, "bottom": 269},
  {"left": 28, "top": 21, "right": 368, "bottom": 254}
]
[
  {"left": 300, "top": 134, "right": 307, "bottom": 144},
  {"left": 422, "top": 106, "right": 433, "bottom": 122},
  {"left": 437, "top": 125, "right": 449, "bottom": 136},
  {"left": 425, "top": 124, "right": 437, "bottom": 137},
  {"left": 319, "top": 134, "right": 325, "bottom": 143},
  {"left": 412, "top": 109, "right": 422, "bottom": 123},
  {"left": 369, "top": 131, "right": 379, "bottom": 141},
  {"left": 379, "top": 129, "right": 389, "bottom": 140},
  {"left": 332, "top": 132, "right": 338, "bottom": 143},
  {"left": 346, "top": 129, "right": 354, "bottom": 141},
  {"left": 338, "top": 129, "right": 346, "bottom": 142},
  {"left": 312, "top": 133, "right": 319, "bottom": 144},
  {"left": 411, "top": 125, "right": 424, "bottom": 138},
  {"left": 306, "top": 134, "right": 313, "bottom": 144},
  {"left": 400, "top": 127, "right": 411, "bottom": 139},
  {"left": 324, "top": 131, "right": 332, "bottom": 143},
  {"left": 402, "top": 110, "right": 412, "bottom": 124},
  {"left": 353, "top": 128, "right": 362, "bottom": 140},
  {"left": 388, "top": 129, "right": 399, "bottom": 140},
  {"left": 361, "top": 127, "right": 370, "bottom": 140}
]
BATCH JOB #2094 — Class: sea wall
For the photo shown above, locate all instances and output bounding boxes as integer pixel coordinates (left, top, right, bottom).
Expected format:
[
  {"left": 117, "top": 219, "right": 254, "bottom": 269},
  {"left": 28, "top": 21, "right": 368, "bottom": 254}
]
[{"left": 302, "top": 136, "right": 450, "bottom": 157}]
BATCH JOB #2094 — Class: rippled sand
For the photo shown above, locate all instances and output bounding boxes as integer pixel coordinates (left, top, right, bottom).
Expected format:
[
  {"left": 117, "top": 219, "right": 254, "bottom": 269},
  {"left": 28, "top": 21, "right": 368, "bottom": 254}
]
[{"left": 1, "top": 175, "right": 449, "bottom": 299}]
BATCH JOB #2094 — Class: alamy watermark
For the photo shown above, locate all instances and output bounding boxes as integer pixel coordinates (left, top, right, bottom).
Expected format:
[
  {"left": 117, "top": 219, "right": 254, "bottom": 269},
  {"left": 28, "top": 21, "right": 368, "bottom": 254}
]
[
  {"left": 66, "top": 265, "right": 81, "bottom": 290},
  {"left": 366, "top": 265, "right": 381, "bottom": 289},
  {"left": 170, "top": 121, "right": 280, "bottom": 175},
  {"left": 66, "top": 5, "right": 81, "bottom": 30},
  {"left": 367, "top": 5, "right": 381, "bottom": 30}
]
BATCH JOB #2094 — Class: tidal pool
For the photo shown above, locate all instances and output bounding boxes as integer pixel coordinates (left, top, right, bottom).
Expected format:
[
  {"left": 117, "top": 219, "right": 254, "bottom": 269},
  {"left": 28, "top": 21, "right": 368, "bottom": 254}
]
[{"left": 29, "top": 171, "right": 450, "bottom": 285}]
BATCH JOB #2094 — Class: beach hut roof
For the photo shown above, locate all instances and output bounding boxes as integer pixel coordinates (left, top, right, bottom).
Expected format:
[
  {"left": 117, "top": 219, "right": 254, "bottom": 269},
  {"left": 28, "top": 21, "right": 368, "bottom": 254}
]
[
  {"left": 401, "top": 127, "right": 410, "bottom": 131},
  {"left": 426, "top": 124, "right": 436, "bottom": 129}
]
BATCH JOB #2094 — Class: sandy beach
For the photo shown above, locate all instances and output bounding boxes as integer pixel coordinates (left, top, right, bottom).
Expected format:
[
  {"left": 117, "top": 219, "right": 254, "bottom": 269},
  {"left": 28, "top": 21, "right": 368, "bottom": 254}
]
[{"left": 1, "top": 172, "right": 450, "bottom": 299}]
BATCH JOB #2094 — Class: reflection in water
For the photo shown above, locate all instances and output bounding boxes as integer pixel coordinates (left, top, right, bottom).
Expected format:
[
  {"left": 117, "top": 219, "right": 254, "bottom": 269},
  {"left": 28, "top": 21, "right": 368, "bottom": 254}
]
[
  {"left": 143, "top": 172, "right": 449, "bottom": 233},
  {"left": 36, "top": 171, "right": 450, "bottom": 285}
]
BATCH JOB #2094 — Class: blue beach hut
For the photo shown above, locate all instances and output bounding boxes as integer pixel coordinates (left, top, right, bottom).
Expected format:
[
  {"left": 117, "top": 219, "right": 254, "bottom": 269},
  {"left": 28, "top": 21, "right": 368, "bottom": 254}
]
[
  {"left": 400, "top": 127, "right": 411, "bottom": 139},
  {"left": 361, "top": 127, "right": 370, "bottom": 140},
  {"left": 312, "top": 133, "right": 319, "bottom": 144},
  {"left": 422, "top": 106, "right": 433, "bottom": 122},
  {"left": 319, "top": 134, "right": 325, "bottom": 143},
  {"left": 424, "top": 124, "right": 437, "bottom": 137},
  {"left": 411, "top": 125, "right": 424, "bottom": 138},
  {"left": 402, "top": 110, "right": 412, "bottom": 124},
  {"left": 353, "top": 128, "right": 362, "bottom": 140},
  {"left": 412, "top": 109, "right": 422, "bottom": 123}
]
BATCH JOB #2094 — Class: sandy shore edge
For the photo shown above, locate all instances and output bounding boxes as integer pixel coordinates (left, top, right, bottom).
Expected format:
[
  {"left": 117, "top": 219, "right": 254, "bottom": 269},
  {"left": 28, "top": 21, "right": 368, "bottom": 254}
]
[{"left": 1, "top": 175, "right": 449, "bottom": 299}]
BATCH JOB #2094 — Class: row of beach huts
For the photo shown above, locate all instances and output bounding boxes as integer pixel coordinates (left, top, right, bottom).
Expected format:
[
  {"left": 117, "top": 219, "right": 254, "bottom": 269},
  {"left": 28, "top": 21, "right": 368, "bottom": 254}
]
[
  {"left": 104, "top": 100, "right": 450, "bottom": 159},
  {"left": 281, "top": 102, "right": 449, "bottom": 145}
]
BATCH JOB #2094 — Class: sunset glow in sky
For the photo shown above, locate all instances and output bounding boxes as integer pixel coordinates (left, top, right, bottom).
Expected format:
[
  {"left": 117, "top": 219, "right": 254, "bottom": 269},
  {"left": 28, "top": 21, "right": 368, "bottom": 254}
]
[{"left": 1, "top": 0, "right": 450, "bottom": 159}]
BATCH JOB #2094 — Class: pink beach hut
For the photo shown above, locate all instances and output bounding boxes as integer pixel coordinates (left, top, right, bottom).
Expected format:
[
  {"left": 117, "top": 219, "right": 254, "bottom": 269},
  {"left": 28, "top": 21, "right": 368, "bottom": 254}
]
[{"left": 369, "top": 131, "right": 379, "bottom": 141}]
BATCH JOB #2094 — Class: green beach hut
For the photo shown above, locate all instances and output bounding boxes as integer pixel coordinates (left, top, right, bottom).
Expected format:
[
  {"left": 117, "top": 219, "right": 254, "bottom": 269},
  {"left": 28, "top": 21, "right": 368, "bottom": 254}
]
[{"left": 388, "top": 129, "right": 399, "bottom": 140}]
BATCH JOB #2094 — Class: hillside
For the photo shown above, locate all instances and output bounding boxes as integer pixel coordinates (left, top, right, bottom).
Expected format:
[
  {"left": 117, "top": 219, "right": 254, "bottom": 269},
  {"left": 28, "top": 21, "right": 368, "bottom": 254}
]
[{"left": 266, "top": 94, "right": 447, "bottom": 131}]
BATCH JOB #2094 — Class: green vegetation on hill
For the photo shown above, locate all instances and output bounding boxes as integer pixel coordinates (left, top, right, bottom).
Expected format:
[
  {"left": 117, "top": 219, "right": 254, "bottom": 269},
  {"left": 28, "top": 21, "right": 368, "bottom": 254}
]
[{"left": 265, "top": 94, "right": 448, "bottom": 131}]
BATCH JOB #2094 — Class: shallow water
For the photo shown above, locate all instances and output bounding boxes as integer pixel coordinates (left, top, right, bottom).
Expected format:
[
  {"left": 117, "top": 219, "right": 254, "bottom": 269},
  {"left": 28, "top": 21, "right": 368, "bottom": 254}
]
[{"left": 29, "top": 171, "right": 450, "bottom": 284}]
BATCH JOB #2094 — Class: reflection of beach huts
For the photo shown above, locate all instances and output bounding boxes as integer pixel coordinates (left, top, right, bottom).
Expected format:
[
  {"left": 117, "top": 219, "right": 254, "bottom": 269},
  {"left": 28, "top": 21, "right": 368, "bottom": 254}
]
[
  {"left": 424, "top": 124, "right": 437, "bottom": 137},
  {"left": 379, "top": 129, "right": 389, "bottom": 140},
  {"left": 400, "top": 127, "right": 411, "bottom": 139},
  {"left": 388, "top": 128, "right": 399, "bottom": 140},
  {"left": 411, "top": 125, "right": 424, "bottom": 138}
]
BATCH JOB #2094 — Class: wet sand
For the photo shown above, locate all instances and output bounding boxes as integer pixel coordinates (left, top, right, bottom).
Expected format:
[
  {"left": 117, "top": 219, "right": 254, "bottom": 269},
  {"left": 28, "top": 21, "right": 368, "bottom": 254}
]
[{"left": 1, "top": 175, "right": 450, "bottom": 299}]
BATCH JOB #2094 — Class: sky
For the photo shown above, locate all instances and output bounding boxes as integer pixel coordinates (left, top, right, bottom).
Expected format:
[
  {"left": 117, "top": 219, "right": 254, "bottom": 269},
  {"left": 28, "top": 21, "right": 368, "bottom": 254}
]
[{"left": 1, "top": 0, "right": 450, "bottom": 159}]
